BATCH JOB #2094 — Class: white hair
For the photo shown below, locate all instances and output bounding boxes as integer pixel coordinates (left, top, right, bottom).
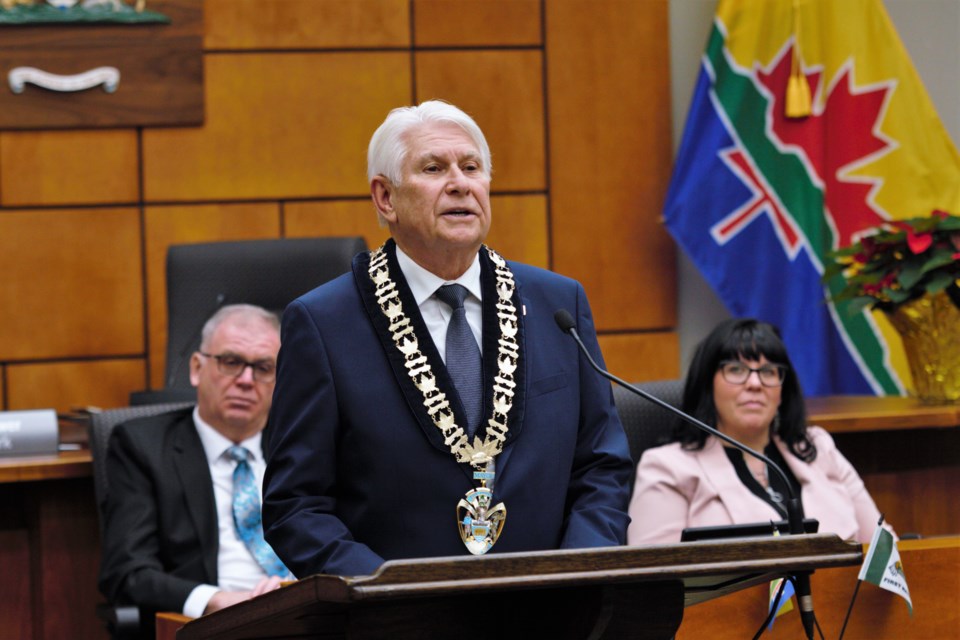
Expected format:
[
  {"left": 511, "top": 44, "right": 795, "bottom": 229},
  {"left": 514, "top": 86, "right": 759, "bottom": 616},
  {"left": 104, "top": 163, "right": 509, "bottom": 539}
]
[
  {"left": 199, "top": 304, "right": 280, "bottom": 351},
  {"left": 366, "top": 100, "right": 492, "bottom": 186}
]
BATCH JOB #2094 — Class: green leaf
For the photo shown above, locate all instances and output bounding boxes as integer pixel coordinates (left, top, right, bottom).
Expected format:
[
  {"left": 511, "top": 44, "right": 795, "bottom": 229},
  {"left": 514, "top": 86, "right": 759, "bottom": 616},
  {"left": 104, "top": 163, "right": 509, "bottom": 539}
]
[
  {"left": 827, "top": 245, "right": 860, "bottom": 259},
  {"left": 912, "top": 217, "right": 941, "bottom": 233},
  {"left": 898, "top": 261, "right": 924, "bottom": 289},
  {"left": 884, "top": 287, "right": 910, "bottom": 303},
  {"left": 926, "top": 271, "right": 954, "bottom": 294},
  {"left": 936, "top": 216, "right": 960, "bottom": 231},
  {"left": 821, "top": 262, "right": 848, "bottom": 280},
  {"left": 920, "top": 249, "right": 958, "bottom": 275}
]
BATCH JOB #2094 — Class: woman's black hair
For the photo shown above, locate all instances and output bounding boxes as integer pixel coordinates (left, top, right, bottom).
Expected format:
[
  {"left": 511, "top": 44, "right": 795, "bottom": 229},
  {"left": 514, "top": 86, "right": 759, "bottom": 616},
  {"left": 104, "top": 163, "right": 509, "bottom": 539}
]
[{"left": 674, "top": 318, "right": 815, "bottom": 462}]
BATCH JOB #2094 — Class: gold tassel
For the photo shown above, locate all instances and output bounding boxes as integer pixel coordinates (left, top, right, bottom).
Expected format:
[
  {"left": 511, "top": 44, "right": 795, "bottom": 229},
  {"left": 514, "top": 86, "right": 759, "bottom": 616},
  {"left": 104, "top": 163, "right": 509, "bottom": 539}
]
[
  {"left": 786, "top": 75, "right": 811, "bottom": 118},
  {"left": 786, "top": 0, "right": 811, "bottom": 118}
]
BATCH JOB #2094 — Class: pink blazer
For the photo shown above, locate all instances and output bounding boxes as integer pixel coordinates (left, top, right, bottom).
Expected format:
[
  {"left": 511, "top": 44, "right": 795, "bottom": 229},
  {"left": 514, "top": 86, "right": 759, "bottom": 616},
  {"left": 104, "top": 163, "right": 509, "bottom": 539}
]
[{"left": 627, "top": 427, "right": 884, "bottom": 545}]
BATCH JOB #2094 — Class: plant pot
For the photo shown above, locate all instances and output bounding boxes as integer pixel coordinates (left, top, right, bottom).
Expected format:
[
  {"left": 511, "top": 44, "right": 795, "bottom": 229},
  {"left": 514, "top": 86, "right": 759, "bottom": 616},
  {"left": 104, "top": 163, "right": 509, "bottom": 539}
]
[{"left": 885, "top": 290, "right": 960, "bottom": 404}]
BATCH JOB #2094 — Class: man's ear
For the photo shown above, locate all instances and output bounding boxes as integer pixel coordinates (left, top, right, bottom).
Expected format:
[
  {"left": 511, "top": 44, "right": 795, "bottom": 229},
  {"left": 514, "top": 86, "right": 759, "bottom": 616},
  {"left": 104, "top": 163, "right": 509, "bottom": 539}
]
[
  {"left": 371, "top": 177, "right": 398, "bottom": 223},
  {"left": 189, "top": 352, "right": 202, "bottom": 388}
]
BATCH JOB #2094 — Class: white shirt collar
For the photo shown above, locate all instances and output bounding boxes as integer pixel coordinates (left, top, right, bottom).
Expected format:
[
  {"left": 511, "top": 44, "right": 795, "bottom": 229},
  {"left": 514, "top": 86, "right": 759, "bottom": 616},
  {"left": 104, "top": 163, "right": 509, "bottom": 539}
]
[
  {"left": 395, "top": 245, "right": 482, "bottom": 304},
  {"left": 192, "top": 406, "right": 263, "bottom": 465}
]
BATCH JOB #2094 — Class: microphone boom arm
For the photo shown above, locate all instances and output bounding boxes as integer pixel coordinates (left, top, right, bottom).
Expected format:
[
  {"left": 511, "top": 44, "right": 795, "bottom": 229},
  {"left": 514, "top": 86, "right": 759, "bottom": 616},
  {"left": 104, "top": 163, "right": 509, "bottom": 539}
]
[{"left": 553, "top": 309, "right": 816, "bottom": 639}]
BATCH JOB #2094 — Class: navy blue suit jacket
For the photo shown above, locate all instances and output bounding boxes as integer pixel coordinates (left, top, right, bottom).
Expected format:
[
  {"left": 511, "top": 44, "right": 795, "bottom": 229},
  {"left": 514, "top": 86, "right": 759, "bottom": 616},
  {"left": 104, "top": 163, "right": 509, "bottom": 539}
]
[{"left": 263, "top": 244, "right": 632, "bottom": 577}]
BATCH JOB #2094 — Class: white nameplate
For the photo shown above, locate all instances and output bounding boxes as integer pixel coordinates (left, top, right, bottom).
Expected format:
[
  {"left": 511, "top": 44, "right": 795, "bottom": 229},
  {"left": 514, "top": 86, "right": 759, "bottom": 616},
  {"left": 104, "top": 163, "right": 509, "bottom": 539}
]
[{"left": 0, "top": 409, "right": 58, "bottom": 457}]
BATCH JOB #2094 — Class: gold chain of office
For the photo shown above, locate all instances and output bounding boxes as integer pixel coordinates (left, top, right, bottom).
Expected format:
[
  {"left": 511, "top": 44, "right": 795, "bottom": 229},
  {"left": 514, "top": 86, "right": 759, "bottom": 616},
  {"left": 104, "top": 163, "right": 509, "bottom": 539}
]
[{"left": 367, "top": 244, "right": 519, "bottom": 469}]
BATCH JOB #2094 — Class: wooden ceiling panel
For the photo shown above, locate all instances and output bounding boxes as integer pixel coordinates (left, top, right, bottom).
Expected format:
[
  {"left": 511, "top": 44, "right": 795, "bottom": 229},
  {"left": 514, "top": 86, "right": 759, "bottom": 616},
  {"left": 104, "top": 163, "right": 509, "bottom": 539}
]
[
  {"left": 142, "top": 52, "right": 411, "bottom": 202},
  {"left": 414, "top": 0, "right": 541, "bottom": 47},
  {"left": 143, "top": 203, "right": 281, "bottom": 389},
  {"left": 0, "top": 130, "right": 138, "bottom": 206},
  {"left": 205, "top": 0, "right": 410, "bottom": 49},
  {"left": 416, "top": 50, "right": 545, "bottom": 193},
  {"left": 6, "top": 359, "right": 146, "bottom": 412},
  {"left": 0, "top": 208, "right": 142, "bottom": 360},
  {"left": 546, "top": 0, "right": 675, "bottom": 332}
]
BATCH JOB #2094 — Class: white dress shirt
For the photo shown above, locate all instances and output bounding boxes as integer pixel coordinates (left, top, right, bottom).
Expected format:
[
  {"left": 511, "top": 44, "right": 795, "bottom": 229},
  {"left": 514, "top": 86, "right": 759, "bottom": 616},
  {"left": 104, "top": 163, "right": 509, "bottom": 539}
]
[
  {"left": 395, "top": 245, "right": 483, "bottom": 361},
  {"left": 181, "top": 407, "right": 268, "bottom": 618}
]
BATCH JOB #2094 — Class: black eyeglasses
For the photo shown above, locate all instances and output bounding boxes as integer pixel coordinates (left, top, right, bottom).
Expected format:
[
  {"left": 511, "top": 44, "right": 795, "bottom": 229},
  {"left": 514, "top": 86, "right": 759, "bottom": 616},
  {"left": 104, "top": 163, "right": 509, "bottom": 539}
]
[
  {"left": 718, "top": 360, "right": 786, "bottom": 387},
  {"left": 199, "top": 352, "right": 277, "bottom": 383}
]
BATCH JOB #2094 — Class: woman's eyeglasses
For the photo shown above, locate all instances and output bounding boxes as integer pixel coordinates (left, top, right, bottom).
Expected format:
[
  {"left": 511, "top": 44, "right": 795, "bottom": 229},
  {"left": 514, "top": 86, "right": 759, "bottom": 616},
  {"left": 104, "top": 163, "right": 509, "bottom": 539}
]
[{"left": 718, "top": 360, "right": 786, "bottom": 387}]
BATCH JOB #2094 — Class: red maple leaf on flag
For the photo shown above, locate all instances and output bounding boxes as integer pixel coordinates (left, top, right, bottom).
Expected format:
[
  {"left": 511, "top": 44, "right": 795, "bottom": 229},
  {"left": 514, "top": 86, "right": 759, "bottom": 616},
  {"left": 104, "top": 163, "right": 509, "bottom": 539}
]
[{"left": 756, "top": 44, "right": 895, "bottom": 249}]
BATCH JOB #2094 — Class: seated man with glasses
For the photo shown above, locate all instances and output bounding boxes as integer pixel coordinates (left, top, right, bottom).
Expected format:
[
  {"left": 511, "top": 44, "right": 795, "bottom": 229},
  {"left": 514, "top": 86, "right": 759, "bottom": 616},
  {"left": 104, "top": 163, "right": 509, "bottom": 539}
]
[
  {"left": 626, "top": 318, "right": 887, "bottom": 545},
  {"left": 99, "top": 304, "right": 291, "bottom": 636}
]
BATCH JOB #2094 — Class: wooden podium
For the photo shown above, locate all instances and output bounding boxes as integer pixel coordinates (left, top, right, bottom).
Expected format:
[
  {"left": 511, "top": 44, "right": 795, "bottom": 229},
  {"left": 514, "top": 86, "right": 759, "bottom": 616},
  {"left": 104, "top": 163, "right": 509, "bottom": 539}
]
[{"left": 175, "top": 534, "right": 860, "bottom": 640}]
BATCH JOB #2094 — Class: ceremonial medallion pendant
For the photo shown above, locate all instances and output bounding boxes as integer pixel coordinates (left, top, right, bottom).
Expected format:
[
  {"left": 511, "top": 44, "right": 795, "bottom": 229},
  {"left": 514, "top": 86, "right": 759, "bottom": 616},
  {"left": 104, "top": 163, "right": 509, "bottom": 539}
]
[{"left": 456, "top": 471, "right": 506, "bottom": 555}]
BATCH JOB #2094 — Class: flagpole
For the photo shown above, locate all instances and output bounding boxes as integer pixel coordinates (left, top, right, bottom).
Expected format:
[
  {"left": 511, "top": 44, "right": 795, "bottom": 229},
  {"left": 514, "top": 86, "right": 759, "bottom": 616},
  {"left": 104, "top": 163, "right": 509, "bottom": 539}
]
[
  {"left": 840, "top": 514, "right": 885, "bottom": 639},
  {"left": 838, "top": 579, "right": 863, "bottom": 640}
]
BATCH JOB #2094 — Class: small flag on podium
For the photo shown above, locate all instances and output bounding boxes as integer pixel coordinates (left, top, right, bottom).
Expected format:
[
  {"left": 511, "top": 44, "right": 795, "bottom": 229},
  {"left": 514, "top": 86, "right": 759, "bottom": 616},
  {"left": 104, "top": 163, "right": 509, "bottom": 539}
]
[
  {"left": 858, "top": 521, "right": 913, "bottom": 614},
  {"left": 767, "top": 576, "right": 795, "bottom": 628}
]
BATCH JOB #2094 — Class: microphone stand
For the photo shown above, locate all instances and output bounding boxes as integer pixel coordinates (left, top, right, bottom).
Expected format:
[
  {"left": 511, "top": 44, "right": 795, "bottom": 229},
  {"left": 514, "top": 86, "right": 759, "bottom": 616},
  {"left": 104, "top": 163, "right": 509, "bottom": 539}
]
[{"left": 553, "top": 309, "right": 817, "bottom": 639}]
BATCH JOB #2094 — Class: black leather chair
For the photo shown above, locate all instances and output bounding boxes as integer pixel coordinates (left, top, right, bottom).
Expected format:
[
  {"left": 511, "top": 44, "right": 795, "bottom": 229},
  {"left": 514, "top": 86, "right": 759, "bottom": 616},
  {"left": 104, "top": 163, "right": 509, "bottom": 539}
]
[
  {"left": 612, "top": 379, "right": 685, "bottom": 467},
  {"left": 131, "top": 236, "right": 367, "bottom": 405},
  {"left": 88, "top": 402, "right": 195, "bottom": 639}
]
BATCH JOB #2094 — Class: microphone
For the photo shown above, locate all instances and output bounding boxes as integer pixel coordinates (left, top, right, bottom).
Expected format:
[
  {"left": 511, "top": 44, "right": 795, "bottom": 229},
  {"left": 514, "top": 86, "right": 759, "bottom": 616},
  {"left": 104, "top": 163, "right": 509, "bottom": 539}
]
[
  {"left": 166, "top": 293, "right": 227, "bottom": 387},
  {"left": 553, "top": 309, "right": 817, "bottom": 639}
]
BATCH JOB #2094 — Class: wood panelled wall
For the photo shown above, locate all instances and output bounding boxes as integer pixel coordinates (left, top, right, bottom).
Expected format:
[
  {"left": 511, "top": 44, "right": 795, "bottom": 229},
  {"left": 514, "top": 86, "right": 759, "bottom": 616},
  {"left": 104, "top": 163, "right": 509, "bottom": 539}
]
[{"left": 0, "top": 0, "right": 677, "bottom": 413}]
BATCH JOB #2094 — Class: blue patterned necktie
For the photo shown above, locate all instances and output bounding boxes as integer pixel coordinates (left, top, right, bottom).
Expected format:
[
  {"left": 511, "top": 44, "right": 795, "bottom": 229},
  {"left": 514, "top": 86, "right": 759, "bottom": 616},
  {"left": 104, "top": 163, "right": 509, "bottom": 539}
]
[
  {"left": 226, "top": 445, "right": 291, "bottom": 578},
  {"left": 435, "top": 284, "right": 483, "bottom": 436}
]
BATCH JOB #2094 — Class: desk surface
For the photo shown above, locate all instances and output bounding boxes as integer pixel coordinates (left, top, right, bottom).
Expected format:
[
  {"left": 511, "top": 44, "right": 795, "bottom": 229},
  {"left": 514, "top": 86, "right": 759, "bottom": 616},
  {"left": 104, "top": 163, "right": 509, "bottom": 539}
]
[
  {"left": 807, "top": 395, "right": 960, "bottom": 433},
  {"left": 0, "top": 448, "right": 92, "bottom": 483},
  {"left": 0, "top": 396, "right": 957, "bottom": 484}
]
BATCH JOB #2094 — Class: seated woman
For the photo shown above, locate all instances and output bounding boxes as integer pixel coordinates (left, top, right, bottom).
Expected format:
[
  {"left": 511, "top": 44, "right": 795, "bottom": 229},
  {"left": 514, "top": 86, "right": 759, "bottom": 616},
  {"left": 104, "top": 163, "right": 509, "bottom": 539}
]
[{"left": 627, "top": 318, "right": 887, "bottom": 545}]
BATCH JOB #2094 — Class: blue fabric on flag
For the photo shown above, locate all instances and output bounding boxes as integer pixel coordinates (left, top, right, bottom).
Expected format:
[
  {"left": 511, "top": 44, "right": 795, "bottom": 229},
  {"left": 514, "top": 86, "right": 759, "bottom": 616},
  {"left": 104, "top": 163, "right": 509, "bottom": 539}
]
[{"left": 768, "top": 577, "right": 796, "bottom": 628}]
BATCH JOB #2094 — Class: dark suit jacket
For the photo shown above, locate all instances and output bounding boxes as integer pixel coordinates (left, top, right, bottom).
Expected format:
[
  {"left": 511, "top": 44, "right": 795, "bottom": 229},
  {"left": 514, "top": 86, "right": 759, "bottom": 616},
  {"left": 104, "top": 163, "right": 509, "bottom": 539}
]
[
  {"left": 263, "top": 242, "right": 633, "bottom": 578},
  {"left": 98, "top": 407, "right": 219, "bottom": 615}
]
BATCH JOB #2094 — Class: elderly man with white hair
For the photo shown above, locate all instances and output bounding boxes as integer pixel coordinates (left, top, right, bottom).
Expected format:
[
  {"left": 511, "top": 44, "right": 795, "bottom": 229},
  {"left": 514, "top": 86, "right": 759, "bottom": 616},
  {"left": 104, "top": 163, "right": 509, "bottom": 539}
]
[{"left": 263, "top": 101, "right": 633, "bottom": 578}]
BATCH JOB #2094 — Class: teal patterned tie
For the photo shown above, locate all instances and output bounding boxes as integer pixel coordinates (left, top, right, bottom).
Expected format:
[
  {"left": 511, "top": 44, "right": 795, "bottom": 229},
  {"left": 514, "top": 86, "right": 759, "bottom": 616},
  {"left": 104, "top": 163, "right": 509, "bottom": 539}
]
[{"left": 226, "top": 445, "right": 291, "bottom": 578}]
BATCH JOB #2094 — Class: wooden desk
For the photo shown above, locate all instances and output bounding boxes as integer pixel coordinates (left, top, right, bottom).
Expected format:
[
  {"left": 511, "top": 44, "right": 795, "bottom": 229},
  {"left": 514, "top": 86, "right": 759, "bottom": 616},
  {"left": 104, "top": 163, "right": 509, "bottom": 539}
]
[
  {"left": 157, "top": 612, "right": 192, "bottom": 640},
  {"left": 0, "top": 449, "right": 105, "bottom": 640},
  {"left": 679, "top": 536, "right": 960, "bottom": 639},
  {"left": 808, "top": 396, "right": 960, "bottom": 536},
  {"left": 0, "top": 448, "right": 92, "bottom": 482},
  {"left": 807, "top": 395, "right": 960, "bottom": 432}
]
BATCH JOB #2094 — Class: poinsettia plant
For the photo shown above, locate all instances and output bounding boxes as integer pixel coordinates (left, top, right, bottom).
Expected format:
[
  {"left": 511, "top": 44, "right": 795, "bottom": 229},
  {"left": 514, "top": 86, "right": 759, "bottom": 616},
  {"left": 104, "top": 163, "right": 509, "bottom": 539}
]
[{"left": 823, "top": 209, "right": 960, "bottom": 314}]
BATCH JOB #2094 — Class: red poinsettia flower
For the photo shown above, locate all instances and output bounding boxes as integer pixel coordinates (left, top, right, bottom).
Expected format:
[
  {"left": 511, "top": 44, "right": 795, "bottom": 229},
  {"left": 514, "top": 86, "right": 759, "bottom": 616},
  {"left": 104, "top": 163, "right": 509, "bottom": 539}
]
[
  {"left": 824, "top": 209, "right": 960, "bottom": 311},
  {"left": 889, "top": 220, "right": 933, "bottom": 254},
  {"left": 853, "top": 236, "right": 876, "bottom": 263},
  {"left": 906, "top": 228, "right": 933, "bottom": 254}
]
